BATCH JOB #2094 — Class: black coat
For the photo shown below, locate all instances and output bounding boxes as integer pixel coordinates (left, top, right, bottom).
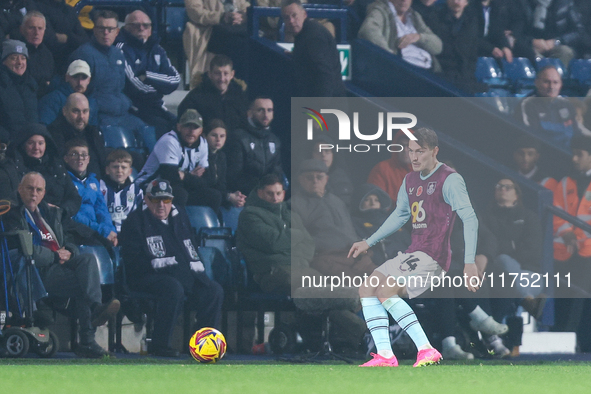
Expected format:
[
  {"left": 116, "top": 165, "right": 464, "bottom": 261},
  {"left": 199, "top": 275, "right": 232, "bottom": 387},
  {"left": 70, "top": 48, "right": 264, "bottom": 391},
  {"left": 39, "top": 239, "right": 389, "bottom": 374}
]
[
  {"left": 470, "top": 0, "right": 518, "bottom": 56},
  {"left": 25, "top": 41, "right": 55, "bottom": 97},
  {"left": 225, "top": 121, "right": 283, "bottom": 195},
  {"left": 48, "top": 113, "right": 107, "bottom": 178},
  {"left": 0, "top": 64, "right": 38, "bottom": 142},
  {"left": 177, "top": 73, "right": 248, "bottom": 134},
  {"left": 204, "top": 148, "right": 229, "bottom": 206},
  {"left": 0, "top": 153, "right": 20, "bottom": 204},
  {"left": 7, "top": 123, "right": 81, "bottom": 218},
  {"left": 292, "top": 18, "right": 346, "bottom": 98}
]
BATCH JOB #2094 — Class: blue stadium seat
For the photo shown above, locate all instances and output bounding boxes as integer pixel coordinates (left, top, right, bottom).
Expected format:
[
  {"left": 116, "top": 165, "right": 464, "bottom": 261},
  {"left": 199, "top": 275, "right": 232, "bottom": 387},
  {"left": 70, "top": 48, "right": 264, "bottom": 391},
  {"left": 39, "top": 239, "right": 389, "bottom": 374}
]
[
  {"left": 503, "top": 58, "right": 536, "bottom": 88},
  {"left": 185, "top": 206, "right": 220, "bottom": 234},
  {"left": 102, "top": 125, "right": 141, "bottom": 150},
  {"left": 78, "top": 245, "right": 115, "bottom": 285},
  {"left": 197, "top": 246, "right": 231, "bottom": 286},
  {"left": 476, "top": 57, "right": 507, "bottom": 86},
  {"left": 569, "top": 59, "right": 591, "bottom": 87},
  {"left": 536, "top": 57, "right": 567, "bottom": 78}
]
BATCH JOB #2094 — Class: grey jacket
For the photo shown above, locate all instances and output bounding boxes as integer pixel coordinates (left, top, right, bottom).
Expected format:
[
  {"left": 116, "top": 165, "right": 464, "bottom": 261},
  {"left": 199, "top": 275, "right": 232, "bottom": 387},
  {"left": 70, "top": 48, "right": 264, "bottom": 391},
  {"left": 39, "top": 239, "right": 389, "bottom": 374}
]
[{"left": 358, "top": 0, "right": 442, "bottom": 72}]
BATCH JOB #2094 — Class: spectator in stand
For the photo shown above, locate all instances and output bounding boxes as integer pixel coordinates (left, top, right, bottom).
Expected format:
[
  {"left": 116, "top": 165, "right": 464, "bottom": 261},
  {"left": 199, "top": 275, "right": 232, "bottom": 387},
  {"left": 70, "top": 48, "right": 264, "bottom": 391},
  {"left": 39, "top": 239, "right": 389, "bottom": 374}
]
[
  {"left": 309, "top": 134, "right": 353, "bottom": 207},
  {"left": 225, "top": 97, "right": 283, "bottom": 196},
  {"left": 116, "top": 10, "right": 180, "bottom": 140},
  {"left": 63, "top": 139, "right": 118, "bottom": 246},
  {"left": 120, "top": 179, "right": 224, "bottom": 357},
  {"left": 514, "top": 65, "right": 579, "bottom": 148},
  {"left": 16, "top": 11, "right": 54, "bottom": 97},
  {"left": 178, "top": 54, "right": 248, "bottom": 134},
  {"left": 203, "top": 119, "right": 246, "bottom": 227},
  {"left": 35, "top": 0, "right": 89, "bottom": 74},
  {"left": 7, "top": 123, "right": 81, "bottom": 218},
  {"left": 38, "top": 59, "right": 99, "bottom": 126},
  {"left": 281, "top": 0, "right": 346, "bottom": 97},
  {"left": 0, "top": 138, "right": 19, "bottom": 203},
  {"left": 69, "top": 10, "right": 156, "bottom": 151},
  {"left": 472, "top": 0, "right": 516, "bottom": 62},
  {"left": 412, "top": 0, "right": 439, "bottom": 28},
  {"left": 511, "top": 135, "right": 557, "bottom": 190},
  {"left": 3, "top": 172, "right": 120, "bottom": 358},
  {"left": 183, "top": 0, "right": 250, "bottom": 89},
  {"left": 517, "top": 0, "right": 590, "bottom": 67},
  {"left": 575, "top": 0, "right": 591, "bottom": 54},
  {"left": 358, "top": 0, "right": 443, "bottom": 72},
  {"left": 1, "top": 0, "right": 44, "bottom": 39},
  {"left": 48, "top": 93, "right": 106, "bottom": 178},
  {"left": 367, "top": 130, "right": 412, "bottom": 205},
  {"left": 99, "top": 149, "right": 143, "bottom": 233},
  {"left": 431, "top": 0, "right": 483, "bottom": 93},
  {"left": 0, "top": 39, "right": 38, "bottom": 143},
  {"left": 136, "top": 109, "right": 222, "bottom": 211}
]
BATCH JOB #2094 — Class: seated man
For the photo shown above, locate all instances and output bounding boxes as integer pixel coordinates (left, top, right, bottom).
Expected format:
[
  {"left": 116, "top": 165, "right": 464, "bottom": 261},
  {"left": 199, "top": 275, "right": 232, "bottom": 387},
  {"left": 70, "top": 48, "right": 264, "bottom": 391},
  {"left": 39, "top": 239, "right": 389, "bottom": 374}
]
[
  {"left": 99, "top": 149, "right": 143, "bottom": 233},
  {"left": 358, "top": 0, "right": 442, "bottom": 71},
  {"left": 4, "top": 172, "right": 120, "bottom": 358},
  {"left": 136, "top": 109, "right": 221, "bottom": 210},
  {"left": 120, "top": 179, "right": 223, "bottom": 357},
  {"left": 225, "top": 97, "right": 283, "bottom": 196},
  {"left": 63, "top": 139, "right": 118, "bottom": 246},
  {"left": 49, "top": 93, "right": 106, "bottom": 177},
  {"left": 511, "top": 135, "right": 557, "bottom": 190},
  {"left": 69, "top": 10, "right": 155, "bottom": 151},
  {"left": 177, "top": 54, "right": 248, "bottom": 134},
  {"left": 116, "top": 10, "right": 180, "bottom": 140},
  {"left": 514, "top": 65, "right": 580, "bottom": 148},
  {"left": 38, "top": 59, "right": 99, "bottom": 126}
]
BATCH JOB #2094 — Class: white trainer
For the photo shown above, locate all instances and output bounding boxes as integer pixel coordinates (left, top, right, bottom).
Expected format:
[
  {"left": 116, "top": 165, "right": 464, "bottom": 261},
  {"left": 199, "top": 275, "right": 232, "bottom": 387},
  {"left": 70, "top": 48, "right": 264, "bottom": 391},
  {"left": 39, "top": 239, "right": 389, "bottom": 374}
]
[
  {"left": 442, "top": 344, "right": 474, "bottom": 360},
  {"left": 469, "top": 316, "right": 509, "bottom": 336}
]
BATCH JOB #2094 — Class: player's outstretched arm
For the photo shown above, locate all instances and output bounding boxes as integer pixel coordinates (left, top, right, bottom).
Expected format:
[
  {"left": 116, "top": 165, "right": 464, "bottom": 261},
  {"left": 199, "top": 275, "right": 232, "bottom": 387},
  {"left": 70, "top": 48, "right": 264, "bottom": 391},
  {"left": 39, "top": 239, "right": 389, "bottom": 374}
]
[
  {"left": 464, "top": 263, "right": 481, "bottom": 292},
  {"left": 348, "top": 240, "right": 369, "bottom": 258}
]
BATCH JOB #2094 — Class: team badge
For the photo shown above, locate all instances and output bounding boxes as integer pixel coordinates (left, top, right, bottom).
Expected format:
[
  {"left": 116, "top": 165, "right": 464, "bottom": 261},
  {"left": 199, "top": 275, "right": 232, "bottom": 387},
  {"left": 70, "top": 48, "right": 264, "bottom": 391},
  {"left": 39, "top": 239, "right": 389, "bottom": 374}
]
[
  {"left": 427, "top": 182, "right": 437, "bottom": 195},
  {"left": 184, "top": 239, "right": 199, "bottom": 260},
  {"left": 154, "top": 54, "right": 161, "bottom": 66},
  {"left": 250, "top": 142, "right": 255, "bottom": 150},
  {"left": 269, "top": 142, "right": 276, "bottom": 154},
  {"left": 147, "top": 236, "right": 166, "bottom": 257},
  {"left": 135, "top": 59, "right": 141, "bottom": 64},
  {"left": 416, "top": 186, "right": 423, "bottom": 197},
  {"left": 408, "top": 187, "right": 414, "bottom": 195},
  {"left": 159, "top": 181, "right": 167, "bottom": 190},
  {"left": 127, "top": 191, "right": 135, "bottom": 203},
  {"left": 559, "top": 108, "right": 570, "bottom": 119},
  {"left": 116, "top": 60, "right": 122, "bottom": 65},
  {"left": 90, "top": 183, "right": 97, "bottom": 191}
]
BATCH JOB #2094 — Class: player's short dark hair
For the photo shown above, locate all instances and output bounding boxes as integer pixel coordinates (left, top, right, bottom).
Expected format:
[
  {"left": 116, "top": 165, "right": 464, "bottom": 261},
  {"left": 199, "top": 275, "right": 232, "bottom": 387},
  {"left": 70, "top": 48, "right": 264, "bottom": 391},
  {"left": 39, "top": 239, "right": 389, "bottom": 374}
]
[
  {"left": 281, "top": 0, "right": 303, "bottom": 9},
  {"left": 250, "top": 96, "right": 273, "bottom": 109},
  {"left": 106, "top": 149, "right": 132, "bottom": 165},
  {"left": 514, "top": 135, "right": 541, "bottom": 152},
  {"left": 92, "top": 10, "right": 119, "bottom": 23},
  {"left": 64, "top": 138, "right": 89, "bottom": 154},
  {"left": 210, "top": 54, "right": 233, "bottom": 71},
  {"left": 204, "top": 119, "right": 227, "bottom": 135},
  {"left": 257, "top": 173, "right": 283, "bottom": 190},
  {"left": 414, "top": 127, "right": 438, "bottom": 150}
]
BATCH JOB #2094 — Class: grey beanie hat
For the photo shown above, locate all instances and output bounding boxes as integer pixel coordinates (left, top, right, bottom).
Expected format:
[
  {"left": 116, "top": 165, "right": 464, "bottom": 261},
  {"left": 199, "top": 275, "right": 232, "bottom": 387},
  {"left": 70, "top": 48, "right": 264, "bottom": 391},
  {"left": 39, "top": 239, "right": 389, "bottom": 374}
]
[{"left": 2, "top": 40, "right": 29, "bottom": 61}]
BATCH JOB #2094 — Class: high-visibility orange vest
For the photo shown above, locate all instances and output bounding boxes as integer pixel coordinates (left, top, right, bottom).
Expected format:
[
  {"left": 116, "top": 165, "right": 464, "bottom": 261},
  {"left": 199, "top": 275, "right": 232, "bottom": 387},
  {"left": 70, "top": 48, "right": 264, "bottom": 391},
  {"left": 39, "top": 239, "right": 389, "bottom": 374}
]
[
  {"left": 553, "top": 176, "right": 591, "bottom": 261},
  {"left": 540, "top": 177, "right": 558, "bottom": 192}
]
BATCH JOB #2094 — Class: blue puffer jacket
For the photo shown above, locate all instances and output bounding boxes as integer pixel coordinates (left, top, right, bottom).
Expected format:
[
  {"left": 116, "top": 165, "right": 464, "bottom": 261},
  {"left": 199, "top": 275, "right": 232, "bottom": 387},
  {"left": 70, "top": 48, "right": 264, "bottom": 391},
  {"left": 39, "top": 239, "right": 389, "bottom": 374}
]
[
  {"left": 68, "top": 170, "right": 117, "bottom": 238},
  {"left": 115, "top": 29, "right": 180, "bottom": 111},
  {"left": 69, "top": 38, "right": 132, "bottom": 117},
  {"left": 38, "top": 79, "right": 99, "bottom": 126}
]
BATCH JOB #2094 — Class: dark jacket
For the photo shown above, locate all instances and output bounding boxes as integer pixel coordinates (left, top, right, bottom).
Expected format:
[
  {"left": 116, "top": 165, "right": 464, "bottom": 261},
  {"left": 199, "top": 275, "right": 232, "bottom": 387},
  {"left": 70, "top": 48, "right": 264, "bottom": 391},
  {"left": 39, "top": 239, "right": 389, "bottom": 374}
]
[
  {"left": 0, "top": 151, "right": 20, "bottom": 204},
  {"left": 22, "top": 40, "right": 54, "bottom": 97},
  {"left": 38, "top": 79, "right": 99, "bottom": 126},
  {"left": 7, "top": 123, "right": 81, "bottom": 218},
  {"left": 0, "top": 64, "right": 38, "bottom": 142},
  {"left": 177, "top": 73, "right": 248, "bottom": 133},
  {"left": 204, "top": 148, "right": 229, "bottom": 206},
  {"left": 470, "top": 0, "right": 516, "bottom": 56},
  {"left": 225, "top": 120, "right": 283, "bottom": 195},
  {"left": 115, "top": 28, "right": 180, "bottom": 112},
  {"left": 69, "top": 38, "right": 132, "bottom": 118},
  {"left": 483, "top": 203, "right": 542, "bottom": 273},
  {"left": 48, "top": 113, "right": 107, "bottom": 177},
  {"left": 292, "top": 18, "right": 346, "bottom": 98}
]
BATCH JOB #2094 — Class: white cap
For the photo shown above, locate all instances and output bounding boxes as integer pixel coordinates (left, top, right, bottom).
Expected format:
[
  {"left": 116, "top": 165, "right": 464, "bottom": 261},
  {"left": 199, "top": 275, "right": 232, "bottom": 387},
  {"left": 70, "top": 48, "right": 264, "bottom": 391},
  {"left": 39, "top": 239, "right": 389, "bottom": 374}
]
[{"left": 67, "top": 59, "right": 91, "bottom": 78}]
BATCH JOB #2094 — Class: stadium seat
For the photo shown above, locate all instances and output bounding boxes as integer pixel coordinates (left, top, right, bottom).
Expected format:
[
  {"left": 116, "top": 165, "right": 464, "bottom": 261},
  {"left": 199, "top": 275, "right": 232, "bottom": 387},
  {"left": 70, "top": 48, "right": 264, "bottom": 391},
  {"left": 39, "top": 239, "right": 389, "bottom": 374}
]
[
  {"left": 102, "top": 125, "right": 141, "bottom": 150},
  {"left": 78, "top": 245, "right": 115, "bottom": 285},
  {"left": 197, "top": 246, "right": 231, "bottom": 287},
  {"left": 536, "top": 57, "right": 567, "bottom": 78},
  {"left": 185, "top": 206, "right": 220, "bottom": 234},
  {"left": 569, "top": 59, "right": 591, "bottom": 87},
  {"left": 503, "top": 58, "right": 536, "bottom": 88},
  {"left": 476, "top": 57, "right": 507, "bottom": 87}
]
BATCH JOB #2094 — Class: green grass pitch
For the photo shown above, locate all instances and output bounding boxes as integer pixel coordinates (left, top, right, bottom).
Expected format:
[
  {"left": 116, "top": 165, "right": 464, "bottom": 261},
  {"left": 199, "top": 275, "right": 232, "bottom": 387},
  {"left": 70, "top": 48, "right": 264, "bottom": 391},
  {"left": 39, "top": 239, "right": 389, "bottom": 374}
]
[{"left": 1, "top": 359, "right": 591, "bottom": 394}]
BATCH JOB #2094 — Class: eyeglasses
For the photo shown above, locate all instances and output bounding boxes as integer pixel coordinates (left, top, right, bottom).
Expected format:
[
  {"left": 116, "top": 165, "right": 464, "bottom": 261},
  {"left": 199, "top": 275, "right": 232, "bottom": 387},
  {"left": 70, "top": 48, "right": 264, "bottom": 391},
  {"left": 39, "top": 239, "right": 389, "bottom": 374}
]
[
  {"left": 303, "top": 174, "right": 326, "bottom": 182},
  {"left": 148, "top": 197, "right": 173, "bottom": 204},
  {"left": 495, "top": 184, "right": 515, "bottom": 191},
  {"left": 127, "top": 22, "right": 152, "bottom": 30},
  {"left": 95, "top": 26, "right": 118, "bottom": 33},
  {"left": 67, "top": 152, "right": 89, "bottom": 159}
]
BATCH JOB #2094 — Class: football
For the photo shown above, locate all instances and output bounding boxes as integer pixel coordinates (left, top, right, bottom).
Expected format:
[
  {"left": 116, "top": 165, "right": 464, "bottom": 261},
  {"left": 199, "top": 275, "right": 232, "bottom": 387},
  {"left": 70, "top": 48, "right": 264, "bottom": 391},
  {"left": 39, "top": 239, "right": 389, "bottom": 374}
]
[{"left": 189, "top": 327, "right": 227, "bottom": 363}]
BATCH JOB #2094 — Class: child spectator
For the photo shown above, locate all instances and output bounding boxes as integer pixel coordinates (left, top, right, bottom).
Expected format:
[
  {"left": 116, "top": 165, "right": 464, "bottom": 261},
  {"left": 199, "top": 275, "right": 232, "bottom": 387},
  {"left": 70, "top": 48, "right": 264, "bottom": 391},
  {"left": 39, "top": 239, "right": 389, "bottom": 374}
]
[
  {"left": 99, "top": 149, "right": 143, "bottom": 233},
  {"left": 63, "top": 139, "right": 117, "bottom": 246}
]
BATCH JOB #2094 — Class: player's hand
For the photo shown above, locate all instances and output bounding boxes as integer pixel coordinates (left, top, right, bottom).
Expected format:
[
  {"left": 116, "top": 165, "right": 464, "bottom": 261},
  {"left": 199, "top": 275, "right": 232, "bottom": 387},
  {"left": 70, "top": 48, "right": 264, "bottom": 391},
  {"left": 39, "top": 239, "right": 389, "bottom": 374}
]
[
  {"left": 491, "top": 47, "right": 504, "bottom": 59},
  {"left": 57, "top": 247, "right": 71, "bottom": 264},
  {"left": 464, "top": 263, "right": 481, "bottom": 292},
  {"left": 190, "top": 166, "right": 205, "bottom": 177},
  {"left": 107, "top": 231, "right": 118, "bottom": 247},
  {"left": 348, "top": 240, "right": 369, "bottom": 259}
]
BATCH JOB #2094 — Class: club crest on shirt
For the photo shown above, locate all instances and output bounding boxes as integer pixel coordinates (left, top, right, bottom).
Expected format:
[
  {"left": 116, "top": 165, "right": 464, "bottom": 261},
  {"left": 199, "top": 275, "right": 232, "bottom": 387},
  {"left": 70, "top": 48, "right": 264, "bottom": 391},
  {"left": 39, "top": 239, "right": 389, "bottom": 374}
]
[
  {"left": 427, "top": 182, "right": 437, "bottom": 195},
  {"left": 147, "top": 236, "right": 166, "bottom": 257},
  {"left": 127, "top": 191, "right": 135, "bottom": 203},
  {"left": 416, "top": 186, "right": 423, "bottom": 197},
  {"left": 154, "top": 54, "right": 161, "bottom": 66},
  {"left": 90, "top": 183, "right": 97, "bottom": 191},
  {"left": 269, "top": 142, "right": 276, "bottom": 154},
  {"left": 184, "top": 239, "right": 199, "bottom": 260},
  {"left": 408, "top": 187, "right": 414, "bottom": 195},
  {"left": 250, "top": 142, "right": 255, "bottom": 150}
]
